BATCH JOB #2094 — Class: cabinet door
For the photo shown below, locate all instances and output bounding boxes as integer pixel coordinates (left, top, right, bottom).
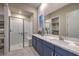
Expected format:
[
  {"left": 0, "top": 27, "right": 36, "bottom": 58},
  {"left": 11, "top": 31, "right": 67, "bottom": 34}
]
[
  {"left": 37, "top": 41, "right": 44, "bottom": 56},
  {"left": 43, "top": 45, "right": 54, "bottom": 56},
  {"left": 32, "top": 36, "right": 37, "bottom": 50},
  {"left": 55, "top": 46, "right": 77, "bottom": 56},
  {"left": 43, "top": 40, "right": 54, "bottom": 50}
]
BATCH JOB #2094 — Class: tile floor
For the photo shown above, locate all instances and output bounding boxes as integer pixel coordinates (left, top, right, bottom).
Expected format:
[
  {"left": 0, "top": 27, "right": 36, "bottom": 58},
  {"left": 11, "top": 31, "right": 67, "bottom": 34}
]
[{"left": 6, "top": 47, "right": 39, "bottom": 56}]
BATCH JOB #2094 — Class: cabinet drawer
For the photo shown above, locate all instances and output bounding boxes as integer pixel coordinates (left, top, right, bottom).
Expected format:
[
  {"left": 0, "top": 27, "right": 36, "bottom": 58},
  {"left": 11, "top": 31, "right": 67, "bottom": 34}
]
[{"left": 55, "top": 46, "right": 77, "bottom": 56}]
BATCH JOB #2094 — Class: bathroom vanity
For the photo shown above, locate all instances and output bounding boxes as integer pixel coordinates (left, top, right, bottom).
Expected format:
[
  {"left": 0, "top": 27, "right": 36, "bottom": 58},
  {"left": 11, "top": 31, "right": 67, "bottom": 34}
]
[{"left": 32, "top": 34, "right": 79, "bottom": 56}]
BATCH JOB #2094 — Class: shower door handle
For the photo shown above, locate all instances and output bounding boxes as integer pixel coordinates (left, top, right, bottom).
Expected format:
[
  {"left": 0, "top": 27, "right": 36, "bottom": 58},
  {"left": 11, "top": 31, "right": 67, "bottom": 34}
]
[{"left": 18, "top": 32, "right": 23, "bottom": 35}]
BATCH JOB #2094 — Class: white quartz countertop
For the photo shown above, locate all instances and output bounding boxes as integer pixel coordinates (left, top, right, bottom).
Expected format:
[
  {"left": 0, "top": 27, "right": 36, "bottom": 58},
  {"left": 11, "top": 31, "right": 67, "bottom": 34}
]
[{"left": 33, "top": 34, "right": 79, "bottom": 55}]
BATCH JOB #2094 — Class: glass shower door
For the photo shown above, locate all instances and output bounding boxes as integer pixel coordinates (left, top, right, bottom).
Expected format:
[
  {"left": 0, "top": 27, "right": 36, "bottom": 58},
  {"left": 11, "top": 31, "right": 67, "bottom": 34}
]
[
  {"left": 24, "top": 20, "right": 32, "bottom": 47},
  {"left": 10, "top": 17, "right": 23, "bottom": 51}
]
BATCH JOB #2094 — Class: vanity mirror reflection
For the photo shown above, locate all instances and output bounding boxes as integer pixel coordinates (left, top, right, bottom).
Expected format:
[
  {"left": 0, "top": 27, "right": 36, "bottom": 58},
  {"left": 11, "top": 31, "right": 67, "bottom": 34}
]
[
  {"left": 66, "top": 9, "right": 79, "bottom": 43},
  {"left": 67, "top": 9, "right": 79, "bottom": 38},
  {"left": 45, "top": 16, "right": 59, "bottom": 35},
  {"left": 44, "top": 4, "right": 79, "bottom": 43}
]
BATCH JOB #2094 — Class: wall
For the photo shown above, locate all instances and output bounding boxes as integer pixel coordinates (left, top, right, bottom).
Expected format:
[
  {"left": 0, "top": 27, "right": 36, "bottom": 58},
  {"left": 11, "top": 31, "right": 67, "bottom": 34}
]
[
  {"left": 4, "top": 3, "right": 11, "bottom": 55},
  {"left": 46, "top": 3, "right": 79, "bottom": 36},
  {"left": 37, "top": 4, "right": 46, "bottom": 34},
  {"left": 0, "top": 4, "right": 4, "bottom": 15},
  {"left": 30, "top": 11, "right": 38, "bottom": 34}
]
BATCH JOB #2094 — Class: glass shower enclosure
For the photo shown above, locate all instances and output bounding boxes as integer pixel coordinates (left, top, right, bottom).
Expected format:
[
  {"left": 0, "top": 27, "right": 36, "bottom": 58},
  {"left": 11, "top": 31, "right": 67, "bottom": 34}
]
[{"left": 9, "top": 16, "right": 32, "bottom": 51}]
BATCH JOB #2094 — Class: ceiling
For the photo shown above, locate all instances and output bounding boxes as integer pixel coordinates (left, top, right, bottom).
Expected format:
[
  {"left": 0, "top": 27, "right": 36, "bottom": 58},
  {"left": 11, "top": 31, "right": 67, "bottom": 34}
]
[
  {"left": 9, "top": 3, "right": 69, "bottom": 17},
  {"left": 42, "top": 3, "right": 69, "bottom": 16},
  {"left": 9, "top": 3, "right": 41, "bottom": 9},
  {"left": 9, "top": 3, "right": 41, "bottom": 17},
  {"left": 9, "top": 5, "right": 33, "bottom": 17},
  {"left": 23, "top": 3, "right": 41, "bottom": 8}
]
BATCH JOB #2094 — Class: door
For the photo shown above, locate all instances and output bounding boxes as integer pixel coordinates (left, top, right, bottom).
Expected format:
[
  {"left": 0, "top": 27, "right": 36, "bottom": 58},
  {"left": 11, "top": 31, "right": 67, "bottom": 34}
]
[
  {"left": 37, "top": 40, "right": 43, "bottom": 56},
  {"left": 10, "top": 17, "right": 23, "bottom": 51}
]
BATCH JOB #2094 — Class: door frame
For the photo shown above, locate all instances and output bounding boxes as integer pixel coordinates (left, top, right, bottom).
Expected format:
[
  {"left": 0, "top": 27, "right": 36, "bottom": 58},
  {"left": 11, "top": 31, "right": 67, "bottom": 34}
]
[{"left": 9, "top": 16, "right": 25, "bottom": 52}]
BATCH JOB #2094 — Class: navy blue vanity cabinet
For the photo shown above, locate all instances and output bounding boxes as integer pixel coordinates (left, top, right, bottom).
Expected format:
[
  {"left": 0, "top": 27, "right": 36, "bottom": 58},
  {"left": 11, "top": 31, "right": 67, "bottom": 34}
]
[
  {"left": 36, "top": 38, "right": 54, "bottom": 56},
  {"left": 43, "top": 40, "right": 54, "bottom": 50},
  {"left": 55, "top": 52, "right": 62, "bottom": 56},
  {"left": 36, "top": 38, "right": 44, "bottom": 56},
  {"left": 32, "top": 35, "right": 78, "bottom": 56},
  {"left": 43, "top": 40, "right": 55, "bottom": 56},
  {"left": 32, "top": 36, "right": 37, "bottom": 50},
  {"left": 55, "top": 46, "right": 77, "bottom": 56},
  {"left": 43, "top": 45, "right": 54, "bottom": 56}
]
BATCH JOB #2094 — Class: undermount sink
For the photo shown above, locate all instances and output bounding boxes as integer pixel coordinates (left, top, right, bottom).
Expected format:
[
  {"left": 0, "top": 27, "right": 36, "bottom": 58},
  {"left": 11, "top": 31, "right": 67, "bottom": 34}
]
[{"left": 63, "top": 40, "right": 79, "bottom": 47}]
